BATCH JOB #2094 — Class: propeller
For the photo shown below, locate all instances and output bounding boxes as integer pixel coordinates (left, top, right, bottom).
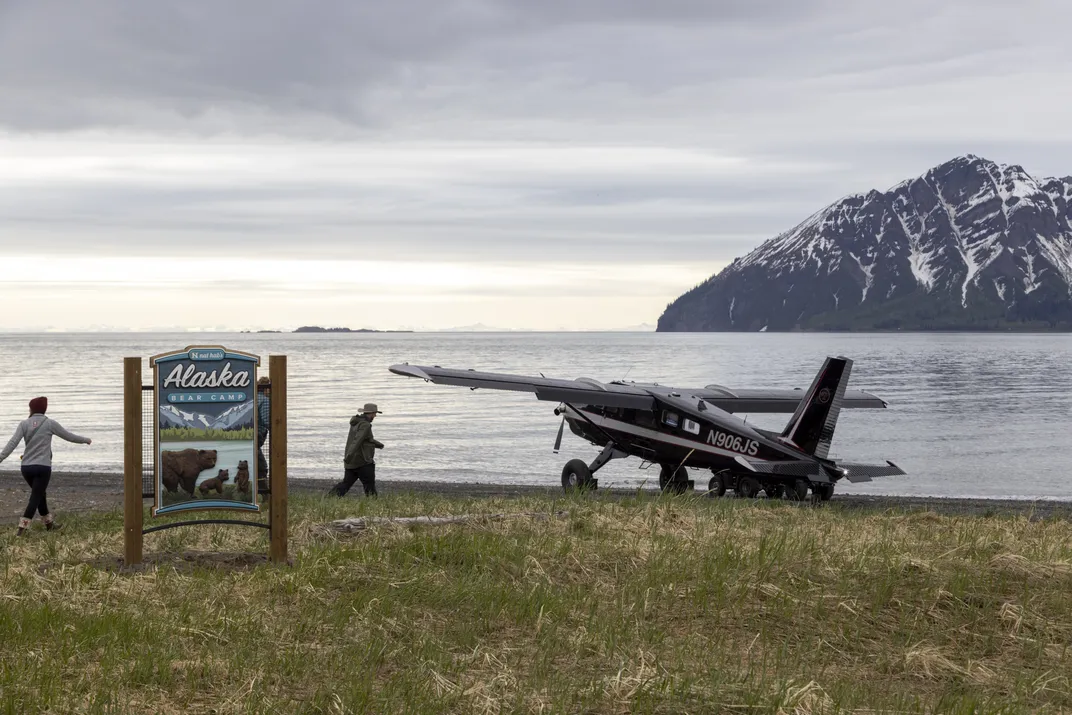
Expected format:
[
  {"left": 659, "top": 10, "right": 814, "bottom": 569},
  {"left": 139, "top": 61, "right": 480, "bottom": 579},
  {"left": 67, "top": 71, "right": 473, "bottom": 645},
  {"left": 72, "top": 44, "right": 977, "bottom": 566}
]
[{"left": 553, "top": 415, "right": 565, "bottom": 453}]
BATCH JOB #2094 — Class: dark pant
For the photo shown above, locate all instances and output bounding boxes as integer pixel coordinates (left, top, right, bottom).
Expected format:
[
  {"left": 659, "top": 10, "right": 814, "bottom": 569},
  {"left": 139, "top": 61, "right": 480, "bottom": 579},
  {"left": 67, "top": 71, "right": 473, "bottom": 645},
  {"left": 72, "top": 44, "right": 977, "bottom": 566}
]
[
  {"left": 329, "top": 464, "right": 376, "bottom": 497},
  {"left": 257, "top": 444, "right": 269, "bottom": 492},
  {"left": 21, "top": 465, "right": 52, "bottom": 520}
]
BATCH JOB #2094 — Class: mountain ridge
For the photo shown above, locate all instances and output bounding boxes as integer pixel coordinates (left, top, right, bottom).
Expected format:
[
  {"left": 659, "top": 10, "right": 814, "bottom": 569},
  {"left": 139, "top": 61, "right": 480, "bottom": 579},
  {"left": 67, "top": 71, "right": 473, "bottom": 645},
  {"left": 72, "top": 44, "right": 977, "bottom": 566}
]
[{"left": 657, "top": 155, "right": 1072, "bottom": 332}]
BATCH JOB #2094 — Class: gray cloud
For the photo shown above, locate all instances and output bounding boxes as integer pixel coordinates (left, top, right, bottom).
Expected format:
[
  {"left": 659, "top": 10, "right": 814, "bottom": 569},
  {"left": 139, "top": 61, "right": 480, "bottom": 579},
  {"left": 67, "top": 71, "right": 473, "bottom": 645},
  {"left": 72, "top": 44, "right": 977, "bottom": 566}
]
[
  {"left": 0, "top": 0, "right": 823, "bottom": 132},
  {"left": 1, "top": 0, "right": 1072, "bottom": 329}
]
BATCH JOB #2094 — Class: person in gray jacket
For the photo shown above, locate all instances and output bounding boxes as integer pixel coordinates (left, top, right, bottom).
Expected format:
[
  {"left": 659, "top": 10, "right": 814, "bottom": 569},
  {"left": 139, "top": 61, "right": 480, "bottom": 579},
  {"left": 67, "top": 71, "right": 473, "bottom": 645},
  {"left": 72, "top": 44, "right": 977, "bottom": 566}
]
[{"left": 0, "top": 396, "right": 92, "bottom": 536}]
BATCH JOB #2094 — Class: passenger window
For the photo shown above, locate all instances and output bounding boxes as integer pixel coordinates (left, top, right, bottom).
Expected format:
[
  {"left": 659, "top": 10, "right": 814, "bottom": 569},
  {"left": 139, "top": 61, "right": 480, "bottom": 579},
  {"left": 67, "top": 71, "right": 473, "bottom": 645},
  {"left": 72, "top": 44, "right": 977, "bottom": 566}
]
[
  {"left": 662, "top": 411, "right": 680, "bottom": 428},
  {"left": 682, "top": 418, "right": 700, "bottom": 435}
]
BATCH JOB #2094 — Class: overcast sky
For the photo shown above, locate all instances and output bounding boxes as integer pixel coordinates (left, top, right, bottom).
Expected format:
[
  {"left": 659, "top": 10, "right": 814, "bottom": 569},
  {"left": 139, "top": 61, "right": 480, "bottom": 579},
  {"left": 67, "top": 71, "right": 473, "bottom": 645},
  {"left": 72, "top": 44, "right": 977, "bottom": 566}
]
[{"left": 2, "top": 0, "right": 1071, "bottom": 330}]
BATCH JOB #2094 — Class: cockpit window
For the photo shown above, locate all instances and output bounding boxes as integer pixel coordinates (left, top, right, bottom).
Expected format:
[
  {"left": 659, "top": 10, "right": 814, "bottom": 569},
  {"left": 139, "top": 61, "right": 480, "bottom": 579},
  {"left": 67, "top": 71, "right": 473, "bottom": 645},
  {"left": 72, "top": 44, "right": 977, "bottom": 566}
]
[{"left": 661, "top": 410, "right": 679, "bottom": 428}]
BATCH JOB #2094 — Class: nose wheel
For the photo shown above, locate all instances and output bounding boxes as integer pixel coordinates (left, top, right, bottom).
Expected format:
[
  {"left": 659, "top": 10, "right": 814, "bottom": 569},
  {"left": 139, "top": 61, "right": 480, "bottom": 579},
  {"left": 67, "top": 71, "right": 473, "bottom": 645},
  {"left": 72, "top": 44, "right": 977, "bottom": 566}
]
[
  {"left": 561, "top": 459, "right": 596, "bottom": 491},
  {"left": 561, "top": 442, "right": 628, "bottom": 493}
]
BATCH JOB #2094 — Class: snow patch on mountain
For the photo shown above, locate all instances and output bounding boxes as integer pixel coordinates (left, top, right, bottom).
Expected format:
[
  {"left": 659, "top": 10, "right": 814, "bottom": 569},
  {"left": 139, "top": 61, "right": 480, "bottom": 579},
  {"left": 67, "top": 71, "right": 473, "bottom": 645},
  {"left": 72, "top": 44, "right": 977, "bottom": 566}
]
[
  {"left": 850, "top": 252, "right": 874, "bottom": 302},
  {"left": 1038, "top": 234, "right": 1072, "bottom": 290}
]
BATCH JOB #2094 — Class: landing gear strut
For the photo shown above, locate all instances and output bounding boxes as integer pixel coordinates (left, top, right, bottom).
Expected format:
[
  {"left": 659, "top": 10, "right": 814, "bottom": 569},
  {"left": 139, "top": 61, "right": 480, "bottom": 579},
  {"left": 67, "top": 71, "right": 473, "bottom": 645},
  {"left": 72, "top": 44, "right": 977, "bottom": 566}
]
[{"left": 561, "top": 442, "right": 629, "bottom": 493}]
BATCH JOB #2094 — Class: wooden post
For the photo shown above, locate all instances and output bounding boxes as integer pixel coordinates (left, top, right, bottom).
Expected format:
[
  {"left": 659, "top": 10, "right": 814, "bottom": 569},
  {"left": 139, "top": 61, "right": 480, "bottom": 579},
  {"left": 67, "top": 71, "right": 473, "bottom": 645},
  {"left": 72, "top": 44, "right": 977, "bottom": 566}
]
[
  {"left": 269, "top": 355, "right": 288, "bottom": 564},
  {"left": 123, "top": 357, "right": 143, "bottom": 566}
]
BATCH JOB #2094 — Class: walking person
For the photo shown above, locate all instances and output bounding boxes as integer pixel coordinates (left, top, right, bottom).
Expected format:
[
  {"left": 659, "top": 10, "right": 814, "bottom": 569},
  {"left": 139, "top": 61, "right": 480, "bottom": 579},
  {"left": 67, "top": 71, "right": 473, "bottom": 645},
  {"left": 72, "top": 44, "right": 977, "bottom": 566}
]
[
  {"left": 328, "top": 403, "right": 384, "bottom": 497},
  {"left": 0, "top": 397, "right": 92, "bottom": 536}
]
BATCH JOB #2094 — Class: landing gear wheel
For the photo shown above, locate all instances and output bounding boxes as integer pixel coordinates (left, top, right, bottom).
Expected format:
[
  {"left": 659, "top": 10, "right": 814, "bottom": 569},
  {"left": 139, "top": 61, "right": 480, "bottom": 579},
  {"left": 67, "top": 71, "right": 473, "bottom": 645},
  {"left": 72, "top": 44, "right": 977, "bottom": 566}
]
[
  {"left": 787, "top": 478, "right": 810, "bottom": 501},
  {"left": 562, "top": 459, "right": 594, "bottom": 492},
  {"left": 707, "top": 470, "right": 728, "bottom": 498},
  {"left": 816, "top": 483, "right": 834, "bottom": 501},
  {"left": 737, "top": 476, "right": 761, "bottom": 499},
  {"left": 764, "top": 484, "right": 784, "bottom": 499},
  {"left": 659, "top": 464, "right": 689, "bottom": 494}
]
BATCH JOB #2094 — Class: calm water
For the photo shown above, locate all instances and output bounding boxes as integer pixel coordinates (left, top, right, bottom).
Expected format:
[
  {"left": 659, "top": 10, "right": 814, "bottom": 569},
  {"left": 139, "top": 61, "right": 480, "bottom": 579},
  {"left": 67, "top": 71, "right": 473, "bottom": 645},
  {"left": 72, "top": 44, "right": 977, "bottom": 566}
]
[{"left": 0, "top": 332, "right": 1069, "bottom": 499}]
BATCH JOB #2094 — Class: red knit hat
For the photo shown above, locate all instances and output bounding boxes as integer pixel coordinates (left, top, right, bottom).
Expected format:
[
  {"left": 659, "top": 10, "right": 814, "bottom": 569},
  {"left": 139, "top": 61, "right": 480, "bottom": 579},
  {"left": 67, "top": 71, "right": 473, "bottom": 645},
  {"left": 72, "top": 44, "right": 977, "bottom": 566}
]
[{"left": 29, "top": 396, "right": 47, "bottom": 415}]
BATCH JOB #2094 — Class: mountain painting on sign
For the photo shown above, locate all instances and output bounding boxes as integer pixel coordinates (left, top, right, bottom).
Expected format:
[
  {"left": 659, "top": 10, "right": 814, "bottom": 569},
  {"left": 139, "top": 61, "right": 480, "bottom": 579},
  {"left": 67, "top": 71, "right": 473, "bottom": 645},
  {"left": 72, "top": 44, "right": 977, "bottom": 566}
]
[
  {"left": 150, "top": 345, "right": 262, "bottom": 516},
  {"left": 658, "top": 155, "right": 1072, "bottom": 331}
]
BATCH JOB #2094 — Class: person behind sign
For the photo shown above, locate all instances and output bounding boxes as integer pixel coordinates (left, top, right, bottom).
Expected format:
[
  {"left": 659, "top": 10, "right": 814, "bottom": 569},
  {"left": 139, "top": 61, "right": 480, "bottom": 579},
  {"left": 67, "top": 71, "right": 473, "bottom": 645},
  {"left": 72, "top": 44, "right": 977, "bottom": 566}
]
[
  {"left": 0, "top": 397, "right": 92, "bottom": 536},
  {"left": 328, "top": 403, "right": 384, "bottom": 497},
  {"left": 256, "top": 376, "right": 271, "bottom": 494}
]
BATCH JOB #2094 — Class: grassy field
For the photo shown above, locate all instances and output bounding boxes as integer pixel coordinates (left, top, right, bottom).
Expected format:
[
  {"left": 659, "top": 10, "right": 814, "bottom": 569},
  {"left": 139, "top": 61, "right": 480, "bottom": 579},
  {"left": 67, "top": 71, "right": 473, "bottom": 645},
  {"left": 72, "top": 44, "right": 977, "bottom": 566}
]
[{"left": 2, "top": 492, "right": 1071, "bottom": 714}]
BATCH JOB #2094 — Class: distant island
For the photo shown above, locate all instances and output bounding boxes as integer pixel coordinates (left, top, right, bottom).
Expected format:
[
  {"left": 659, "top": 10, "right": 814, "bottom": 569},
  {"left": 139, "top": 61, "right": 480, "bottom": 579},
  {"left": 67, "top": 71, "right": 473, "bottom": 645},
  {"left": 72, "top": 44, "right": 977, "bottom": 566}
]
[{"left": 293, "top": 326, "right": 413, "bottom": 333}]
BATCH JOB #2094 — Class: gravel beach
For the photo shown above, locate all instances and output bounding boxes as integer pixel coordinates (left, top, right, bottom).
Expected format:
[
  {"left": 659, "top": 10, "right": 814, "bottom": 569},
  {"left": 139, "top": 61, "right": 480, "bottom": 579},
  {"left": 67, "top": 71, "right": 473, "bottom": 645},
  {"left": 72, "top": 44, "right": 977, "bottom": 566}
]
[{"left": 4, "top": 469, "right": 1072, "bottom": 524}]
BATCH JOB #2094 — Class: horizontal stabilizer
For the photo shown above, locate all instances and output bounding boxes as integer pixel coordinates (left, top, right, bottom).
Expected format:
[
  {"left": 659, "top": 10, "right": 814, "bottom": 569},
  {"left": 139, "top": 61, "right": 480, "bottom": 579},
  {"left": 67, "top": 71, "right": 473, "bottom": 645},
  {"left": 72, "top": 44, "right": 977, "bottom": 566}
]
[{"left": 836, "top": 461, "right": 907, "bottom": 482}]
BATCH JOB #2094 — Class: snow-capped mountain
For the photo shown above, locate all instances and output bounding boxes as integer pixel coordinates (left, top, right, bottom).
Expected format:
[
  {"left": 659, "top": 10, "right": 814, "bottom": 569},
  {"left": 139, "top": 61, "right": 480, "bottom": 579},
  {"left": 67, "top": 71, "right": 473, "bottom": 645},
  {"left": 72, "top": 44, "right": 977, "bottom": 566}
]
[
  {"left": 209, "top": 402, "right": 254, "bottom": 430},
  {"left": 160, "top": 405, "right": 213, "bottom": 430},
  {"left": 159, "top": 403, "right": 252, "bottom": 431},
  {"left": 657, "top": 155, "right": 1072, "bottom": 331}
]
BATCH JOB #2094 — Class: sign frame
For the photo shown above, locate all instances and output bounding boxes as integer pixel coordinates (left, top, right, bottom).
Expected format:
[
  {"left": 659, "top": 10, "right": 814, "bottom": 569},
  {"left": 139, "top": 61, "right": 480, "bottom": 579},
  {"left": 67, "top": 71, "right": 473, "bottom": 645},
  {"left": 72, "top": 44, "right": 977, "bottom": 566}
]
[{"left": 149, "top": 344, "right": 262, "bottom": 517}]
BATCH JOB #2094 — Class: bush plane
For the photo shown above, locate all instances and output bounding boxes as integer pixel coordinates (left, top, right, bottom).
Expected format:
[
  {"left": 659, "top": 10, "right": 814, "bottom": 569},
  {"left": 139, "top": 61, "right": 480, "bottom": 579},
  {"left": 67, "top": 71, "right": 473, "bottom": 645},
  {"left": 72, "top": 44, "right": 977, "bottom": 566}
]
[{"left": 388, "top": 357, "right": 906, "bottom": 500}]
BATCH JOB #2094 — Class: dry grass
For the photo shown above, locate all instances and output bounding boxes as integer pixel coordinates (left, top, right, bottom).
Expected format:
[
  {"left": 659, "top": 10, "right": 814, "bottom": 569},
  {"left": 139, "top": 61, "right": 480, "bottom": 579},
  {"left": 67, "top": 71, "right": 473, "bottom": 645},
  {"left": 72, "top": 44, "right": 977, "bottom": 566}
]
[{"left": 2, "top": 491, "right": 1071, "bottom": 714}]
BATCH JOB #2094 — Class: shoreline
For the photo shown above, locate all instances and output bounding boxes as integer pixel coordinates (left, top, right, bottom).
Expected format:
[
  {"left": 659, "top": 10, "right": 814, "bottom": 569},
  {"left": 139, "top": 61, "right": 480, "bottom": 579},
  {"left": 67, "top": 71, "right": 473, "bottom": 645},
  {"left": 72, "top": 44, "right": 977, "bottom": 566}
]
[{"left": 4, "top": 470, "right": 1072, "bottom": 524}]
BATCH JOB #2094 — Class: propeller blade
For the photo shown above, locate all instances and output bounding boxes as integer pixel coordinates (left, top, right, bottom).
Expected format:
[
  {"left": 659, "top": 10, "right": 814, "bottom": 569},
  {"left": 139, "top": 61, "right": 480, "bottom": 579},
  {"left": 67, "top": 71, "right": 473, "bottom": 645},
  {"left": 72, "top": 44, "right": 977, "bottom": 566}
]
[{"left": 553, "top": 416, "right": 565, "bottom": 453}]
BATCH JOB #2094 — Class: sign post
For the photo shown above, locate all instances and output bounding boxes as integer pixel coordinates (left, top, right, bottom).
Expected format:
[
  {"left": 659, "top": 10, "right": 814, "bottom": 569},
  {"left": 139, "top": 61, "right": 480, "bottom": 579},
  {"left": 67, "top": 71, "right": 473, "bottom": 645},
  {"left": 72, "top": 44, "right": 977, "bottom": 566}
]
[
  {"left": 123, "top": 357, "right": 143, "bottom": 566},
  {"left": 269, "top": 355, "right": 288, "bottom": 563}
]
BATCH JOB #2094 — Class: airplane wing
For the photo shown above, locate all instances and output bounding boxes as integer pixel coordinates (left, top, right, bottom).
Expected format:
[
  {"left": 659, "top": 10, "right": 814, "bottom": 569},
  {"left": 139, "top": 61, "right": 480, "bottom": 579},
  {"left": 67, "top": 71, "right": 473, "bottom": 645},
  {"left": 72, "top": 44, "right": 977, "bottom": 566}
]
[{"left": 388, "top": 364, "right": 656, "bottom": 410}]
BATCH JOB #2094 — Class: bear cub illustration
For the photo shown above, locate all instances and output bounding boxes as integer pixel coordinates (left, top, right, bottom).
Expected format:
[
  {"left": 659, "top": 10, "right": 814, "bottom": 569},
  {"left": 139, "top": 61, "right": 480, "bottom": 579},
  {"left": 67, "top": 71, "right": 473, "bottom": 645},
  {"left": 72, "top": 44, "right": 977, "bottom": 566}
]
[
  {"left": 234, "top": 460, "right": 251, "bottom": 493},
  {"left": 198, "top": 469, "right": 230, "bottom": 496}
]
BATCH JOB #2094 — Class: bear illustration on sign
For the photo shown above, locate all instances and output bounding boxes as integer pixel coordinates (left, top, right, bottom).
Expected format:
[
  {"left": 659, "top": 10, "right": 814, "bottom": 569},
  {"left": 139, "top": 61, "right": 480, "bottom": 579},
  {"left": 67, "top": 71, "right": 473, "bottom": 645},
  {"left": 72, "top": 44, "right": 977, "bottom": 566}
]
[
  {"left": 199, "top": 468, "right": 230, "bottom": 496},
  {"left": 234, "top": 460, "right": 250, "bottom": 493},
  {"left": 161, "top": 448, "right": 218, "bottom": 496}
]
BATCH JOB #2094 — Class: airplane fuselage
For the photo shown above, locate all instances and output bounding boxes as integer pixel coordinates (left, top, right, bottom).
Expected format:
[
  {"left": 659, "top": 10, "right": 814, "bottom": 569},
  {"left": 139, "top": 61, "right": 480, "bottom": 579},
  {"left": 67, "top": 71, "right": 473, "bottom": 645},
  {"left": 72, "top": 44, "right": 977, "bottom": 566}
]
[{"left": 558, "top": 400, "right": 822, "bottom": 477}]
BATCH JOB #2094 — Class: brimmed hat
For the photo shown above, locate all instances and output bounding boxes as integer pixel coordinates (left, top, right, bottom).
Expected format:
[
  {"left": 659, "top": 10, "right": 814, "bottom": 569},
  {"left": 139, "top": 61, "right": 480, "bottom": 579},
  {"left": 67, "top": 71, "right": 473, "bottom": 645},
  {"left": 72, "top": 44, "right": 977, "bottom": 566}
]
[{"left": 362, "top": 403, "right": 382, "bottom": 414}]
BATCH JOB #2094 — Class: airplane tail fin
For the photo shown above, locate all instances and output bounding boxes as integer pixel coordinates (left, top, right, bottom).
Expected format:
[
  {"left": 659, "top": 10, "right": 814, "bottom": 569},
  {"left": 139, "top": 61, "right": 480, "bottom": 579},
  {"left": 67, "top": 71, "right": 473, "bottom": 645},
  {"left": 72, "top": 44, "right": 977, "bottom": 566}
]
[{"left": 780, "top": 356, "right": 851, "bottom": 458}]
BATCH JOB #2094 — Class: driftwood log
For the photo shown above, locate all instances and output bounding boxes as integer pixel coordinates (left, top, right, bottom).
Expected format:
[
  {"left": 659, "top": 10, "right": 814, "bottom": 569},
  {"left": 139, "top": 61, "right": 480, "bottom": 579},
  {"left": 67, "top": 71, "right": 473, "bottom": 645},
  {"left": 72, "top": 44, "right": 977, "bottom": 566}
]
[{"left": 315, "top": 511, "right": 567, "bottom": 535}]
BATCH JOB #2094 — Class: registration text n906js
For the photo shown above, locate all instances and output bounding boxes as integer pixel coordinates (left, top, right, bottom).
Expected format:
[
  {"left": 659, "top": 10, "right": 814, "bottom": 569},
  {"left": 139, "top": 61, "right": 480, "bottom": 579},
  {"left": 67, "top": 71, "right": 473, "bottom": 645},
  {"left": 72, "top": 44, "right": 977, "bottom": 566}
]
[{"left": 706, "top": 429, "right": 759, "bottom": 455}]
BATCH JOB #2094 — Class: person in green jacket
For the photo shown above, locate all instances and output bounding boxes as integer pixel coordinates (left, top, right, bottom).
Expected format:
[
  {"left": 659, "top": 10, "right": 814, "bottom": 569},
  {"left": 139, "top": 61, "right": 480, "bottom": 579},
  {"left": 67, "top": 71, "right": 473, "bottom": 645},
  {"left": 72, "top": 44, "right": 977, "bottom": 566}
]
[{"left": 328, "top": 403, "right": 384, "bottom": 497}]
